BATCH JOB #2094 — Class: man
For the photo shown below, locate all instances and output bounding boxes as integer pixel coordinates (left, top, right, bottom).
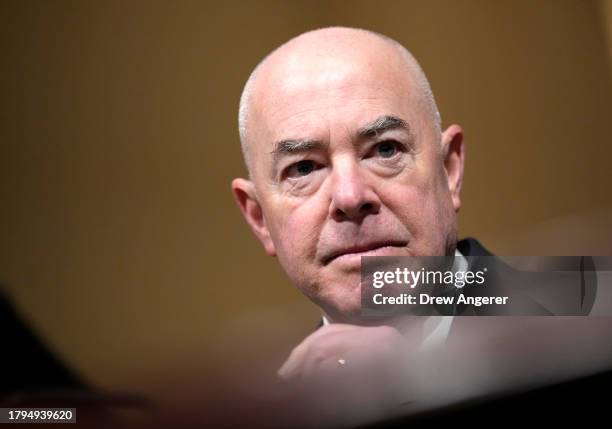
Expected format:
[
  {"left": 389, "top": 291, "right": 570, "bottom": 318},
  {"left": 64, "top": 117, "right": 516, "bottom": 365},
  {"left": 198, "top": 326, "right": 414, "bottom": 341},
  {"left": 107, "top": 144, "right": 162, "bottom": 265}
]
[
  {"left": 231, "top": 27, "right": 483, "bottom": 423},
  {"left": 231, "top": 27, "right": 612, "bottom": 426}
]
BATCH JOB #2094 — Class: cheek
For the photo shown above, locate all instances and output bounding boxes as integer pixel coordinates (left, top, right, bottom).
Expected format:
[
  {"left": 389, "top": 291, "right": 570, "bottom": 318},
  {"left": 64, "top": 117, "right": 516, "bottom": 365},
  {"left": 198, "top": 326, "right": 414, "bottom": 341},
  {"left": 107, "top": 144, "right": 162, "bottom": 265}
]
[
  {"left": 381, "top": 170, "right": 455, "bottom": 250},
  {"left": 266, "top": 197, "right": 326, "bottom": 271},
  {"left": 383, "top": 184, "right": 430, "bottom": 230},
  {"left": 269, "top": 202, "right": 330, "bottom": 302}
]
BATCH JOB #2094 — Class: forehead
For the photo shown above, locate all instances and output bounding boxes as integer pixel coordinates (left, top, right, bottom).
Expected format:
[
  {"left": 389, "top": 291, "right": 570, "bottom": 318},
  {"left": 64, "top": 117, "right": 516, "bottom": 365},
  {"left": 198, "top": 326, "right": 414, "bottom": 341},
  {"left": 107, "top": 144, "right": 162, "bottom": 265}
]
[{"left": 250, "top": 45, "right": 422, "bottom": 146}]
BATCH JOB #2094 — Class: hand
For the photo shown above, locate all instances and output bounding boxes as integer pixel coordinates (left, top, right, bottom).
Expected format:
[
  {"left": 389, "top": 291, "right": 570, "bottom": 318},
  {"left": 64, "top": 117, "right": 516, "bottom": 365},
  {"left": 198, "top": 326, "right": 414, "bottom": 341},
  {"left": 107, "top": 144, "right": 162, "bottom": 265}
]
[
  {"left": 278, "top": 323, "right": 409, "bottom": 382},
  {"left": 277, "top": 323, "right": 415, "bottom": 426}
]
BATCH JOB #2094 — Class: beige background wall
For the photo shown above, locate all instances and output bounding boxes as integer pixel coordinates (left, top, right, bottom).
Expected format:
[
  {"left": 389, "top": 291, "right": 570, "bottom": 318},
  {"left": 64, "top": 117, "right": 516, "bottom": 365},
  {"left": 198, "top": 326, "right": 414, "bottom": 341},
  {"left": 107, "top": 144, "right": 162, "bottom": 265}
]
[{"left": 1, "top": 0, "right": 611, "bottom": 401}]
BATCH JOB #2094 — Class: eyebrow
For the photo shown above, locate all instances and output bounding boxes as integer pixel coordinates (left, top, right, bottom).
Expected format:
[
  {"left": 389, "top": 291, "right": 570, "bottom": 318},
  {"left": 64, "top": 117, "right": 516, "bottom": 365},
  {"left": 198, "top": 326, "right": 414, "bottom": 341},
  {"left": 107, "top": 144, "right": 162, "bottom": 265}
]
[
  {"left": 271, "top": 139, "right": 327, "bottom": 161},
  {"left": 358, "top": 115, "right": 409, "bottom": 138}
]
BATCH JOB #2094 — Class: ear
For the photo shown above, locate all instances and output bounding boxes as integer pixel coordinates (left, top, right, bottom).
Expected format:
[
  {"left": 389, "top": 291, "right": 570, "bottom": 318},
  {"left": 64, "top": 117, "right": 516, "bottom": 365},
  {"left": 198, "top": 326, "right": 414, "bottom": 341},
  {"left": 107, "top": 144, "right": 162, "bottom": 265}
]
[
  {"left": 441, "top": 124, "right": 465, "bottom": 212},
  {"left": 231, "top": 178, "right": 276, "bottom": 256}
]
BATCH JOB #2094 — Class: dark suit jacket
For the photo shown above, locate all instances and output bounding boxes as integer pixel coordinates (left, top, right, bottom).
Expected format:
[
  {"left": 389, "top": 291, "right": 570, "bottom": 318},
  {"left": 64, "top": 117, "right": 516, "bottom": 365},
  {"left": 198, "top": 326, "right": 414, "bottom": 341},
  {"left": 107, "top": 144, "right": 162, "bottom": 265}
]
[{"left": 457, "top": 237, "right": 596, "bottom": 315}]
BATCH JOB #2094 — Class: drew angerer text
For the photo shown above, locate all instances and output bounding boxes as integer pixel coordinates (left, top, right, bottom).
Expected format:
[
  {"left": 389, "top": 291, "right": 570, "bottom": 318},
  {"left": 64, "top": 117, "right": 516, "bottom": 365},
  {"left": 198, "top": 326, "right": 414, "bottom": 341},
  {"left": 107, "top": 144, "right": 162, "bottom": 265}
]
[{"left": 372, "top": 293, "right": 509, "bottom": 307}]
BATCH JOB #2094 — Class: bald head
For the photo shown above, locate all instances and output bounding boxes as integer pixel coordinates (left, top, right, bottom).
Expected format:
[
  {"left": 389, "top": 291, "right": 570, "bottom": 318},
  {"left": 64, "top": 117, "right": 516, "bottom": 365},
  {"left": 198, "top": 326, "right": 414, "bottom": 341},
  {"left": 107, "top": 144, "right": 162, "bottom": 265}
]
[{"left": 238, "top": 27, "right": 441, "bottom": 174}]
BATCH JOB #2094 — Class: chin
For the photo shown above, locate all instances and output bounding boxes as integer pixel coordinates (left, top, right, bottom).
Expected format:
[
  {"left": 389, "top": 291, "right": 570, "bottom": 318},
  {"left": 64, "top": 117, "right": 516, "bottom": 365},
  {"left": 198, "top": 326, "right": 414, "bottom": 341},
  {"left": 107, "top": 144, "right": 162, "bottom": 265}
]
[{"left": 319, "top": 291, "right": 364, "bottom": 324}]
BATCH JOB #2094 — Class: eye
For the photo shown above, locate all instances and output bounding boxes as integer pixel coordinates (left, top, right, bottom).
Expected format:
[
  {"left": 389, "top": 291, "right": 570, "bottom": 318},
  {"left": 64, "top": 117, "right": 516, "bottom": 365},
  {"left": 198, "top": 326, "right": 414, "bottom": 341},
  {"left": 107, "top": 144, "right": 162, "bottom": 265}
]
[
  {"left": 373, "top": 141, "right": 400, "bottom": 158},
  {"left": 285, "top": 160, "right": 318, "bottom": 178}
]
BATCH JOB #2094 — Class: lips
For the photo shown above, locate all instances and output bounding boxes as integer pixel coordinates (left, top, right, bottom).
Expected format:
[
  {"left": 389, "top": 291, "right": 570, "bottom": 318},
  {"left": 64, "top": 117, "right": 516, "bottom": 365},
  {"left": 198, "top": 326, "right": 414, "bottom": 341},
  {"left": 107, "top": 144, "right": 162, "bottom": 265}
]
[{"left": 322, "top": 240, "right": 408, "bottom": 265}]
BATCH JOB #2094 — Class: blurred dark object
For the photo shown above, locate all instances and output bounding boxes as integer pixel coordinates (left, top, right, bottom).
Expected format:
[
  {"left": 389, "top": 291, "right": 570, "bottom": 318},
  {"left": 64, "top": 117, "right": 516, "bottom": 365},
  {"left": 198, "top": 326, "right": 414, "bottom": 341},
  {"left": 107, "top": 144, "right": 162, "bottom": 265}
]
[
  {"left": 0, "top": 286, "right": 154, "bottom": 427},
  {"left": 363, "top": 368, "right": 612, "bottom": 428},
  {"left": 0, "top": 285, "right": 85, "bottom": 397}
]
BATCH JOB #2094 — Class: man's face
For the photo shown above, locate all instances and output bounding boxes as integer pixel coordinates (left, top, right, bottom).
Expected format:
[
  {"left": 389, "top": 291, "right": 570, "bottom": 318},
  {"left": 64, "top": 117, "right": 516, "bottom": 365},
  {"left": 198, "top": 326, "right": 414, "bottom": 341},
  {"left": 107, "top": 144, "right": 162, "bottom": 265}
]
[{"left": 234, "top": 43, "right": 463, "bottom": 323}]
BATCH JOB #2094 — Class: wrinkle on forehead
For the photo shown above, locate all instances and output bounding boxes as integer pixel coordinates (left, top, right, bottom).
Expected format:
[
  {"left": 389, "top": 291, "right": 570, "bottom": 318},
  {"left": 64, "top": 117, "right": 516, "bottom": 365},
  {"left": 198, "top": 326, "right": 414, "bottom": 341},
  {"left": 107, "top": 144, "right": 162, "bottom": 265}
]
[{"left": 255, "top": 81, "right": 417, "bottom": 154}]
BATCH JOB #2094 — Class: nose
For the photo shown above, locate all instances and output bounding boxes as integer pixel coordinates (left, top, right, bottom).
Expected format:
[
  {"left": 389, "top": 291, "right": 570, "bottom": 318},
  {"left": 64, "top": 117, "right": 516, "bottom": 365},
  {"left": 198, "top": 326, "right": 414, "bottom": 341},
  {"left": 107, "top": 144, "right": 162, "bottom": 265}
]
[{"left": 329, "top": 160, "right": 381, "bottom": 222}]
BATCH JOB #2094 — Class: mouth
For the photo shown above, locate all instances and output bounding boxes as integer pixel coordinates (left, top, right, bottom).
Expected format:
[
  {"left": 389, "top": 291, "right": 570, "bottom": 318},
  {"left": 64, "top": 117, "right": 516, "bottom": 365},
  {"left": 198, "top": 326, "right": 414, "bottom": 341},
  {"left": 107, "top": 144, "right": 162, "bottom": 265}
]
[{"left": 323, "top": 241, "right": 408, "bottom": 266}]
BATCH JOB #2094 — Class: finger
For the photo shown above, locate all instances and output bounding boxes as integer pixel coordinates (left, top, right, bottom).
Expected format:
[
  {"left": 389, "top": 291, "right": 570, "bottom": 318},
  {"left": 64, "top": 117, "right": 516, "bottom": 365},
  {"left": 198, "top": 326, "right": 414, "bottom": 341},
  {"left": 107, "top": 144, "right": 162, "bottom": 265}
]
[
  {"left": 278, "top": 341, "right": 309, "bottom": 379},
  {"left": 278, "top": 325, "right": 358, "bottom": 379},
  {"left": 278, "top": 324, "right": 398, "bottom": 380}
]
